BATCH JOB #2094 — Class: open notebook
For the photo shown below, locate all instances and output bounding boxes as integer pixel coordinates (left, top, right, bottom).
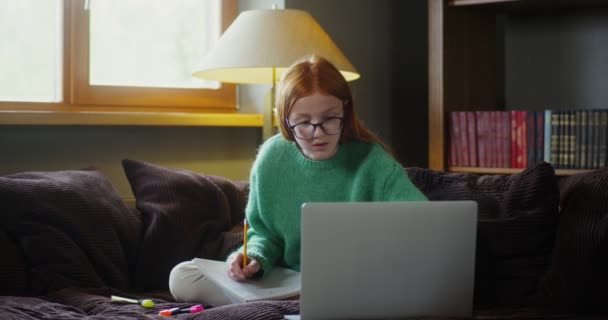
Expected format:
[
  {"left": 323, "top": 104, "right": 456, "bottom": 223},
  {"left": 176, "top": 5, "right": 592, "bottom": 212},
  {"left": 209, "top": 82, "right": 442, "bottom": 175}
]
[{"left": 192, "top": 258, "right": 301, "bottom": 303}]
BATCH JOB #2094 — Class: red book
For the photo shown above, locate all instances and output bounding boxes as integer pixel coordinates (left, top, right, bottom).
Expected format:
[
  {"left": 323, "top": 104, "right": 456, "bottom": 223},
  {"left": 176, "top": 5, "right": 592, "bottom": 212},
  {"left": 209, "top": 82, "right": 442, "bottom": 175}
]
[
  {"left": 449, "top": 112, "right": 459, "bottom": 166},
  {"left": 476, "top": 111, "right": 487, "bottom": 167},
  {"left": 466, "top": 112, "right": 478, "bottom": 167},
  {"left": 459, "top": 112, "right": 470, "bottom": 167},
  {"left": 513, "top": 110, "right": 523, "bottom": 168},
  {"left": 490, "top": 111, "right": 499, "bottom": 168},
  {"left": 503, "top": 112, "right": 512, "bottom": 168},
  {"left": 526, "top": 111, "right": 537, "bottom": 167},
  {"left": 515, "top": 111, "right": 528, "bottom": 168},
  {"left": 486, "top": 112, "right": 494, "bottom": 167},
  {"left": 495, "top": 111, "right": 503, "bottom": 168},
  {"left": 521, "top": 111, "right": 528, "bottom": 168},
  {"left": 510, "top": 111, "right": 518, "bottom": 168},
  {"left": 496, "top": 111, "right": 509, "bottom": 168}
]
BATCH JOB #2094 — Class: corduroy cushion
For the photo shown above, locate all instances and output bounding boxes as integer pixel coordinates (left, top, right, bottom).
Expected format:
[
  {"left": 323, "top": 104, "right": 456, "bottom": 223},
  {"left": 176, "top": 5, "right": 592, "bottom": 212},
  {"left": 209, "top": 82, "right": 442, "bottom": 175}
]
[
  {"left": 0, "top": 169, "right": 141, "bottom": 295},
  {"left": 1, "top": 291, "right": 300, "bottom": 320},
  {"left": 537, "top": 168, "right": 608, "bottom": 312},
  {"left": 122, "top": 159, "right": 248, "bottom": 291},
  {"left": 0, "top": 230, "right": 28, "bottom": 295},
  {"left": 406, "top": 162, "right": 560, "bottom": 308}
]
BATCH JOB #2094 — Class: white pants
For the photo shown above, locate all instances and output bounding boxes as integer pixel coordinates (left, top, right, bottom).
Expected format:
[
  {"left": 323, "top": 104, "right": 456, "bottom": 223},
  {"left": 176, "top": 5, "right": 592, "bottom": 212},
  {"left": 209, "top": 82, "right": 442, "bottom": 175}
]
[{"left": 168, "top": 260, "right": 237, "bottom": 307}]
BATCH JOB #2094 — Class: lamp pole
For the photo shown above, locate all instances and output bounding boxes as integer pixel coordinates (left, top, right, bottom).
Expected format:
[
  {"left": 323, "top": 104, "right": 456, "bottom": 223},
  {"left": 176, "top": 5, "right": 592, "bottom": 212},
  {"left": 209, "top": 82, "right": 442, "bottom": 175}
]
[
  {"left": 262, "top": 67, "right": 277, "bottom": 140},
  {"left": 266, "top": 3, "right": 278, "bottom": 139},
  {"left": 271, "top": 65, "right": 276, "bottom": 134}
]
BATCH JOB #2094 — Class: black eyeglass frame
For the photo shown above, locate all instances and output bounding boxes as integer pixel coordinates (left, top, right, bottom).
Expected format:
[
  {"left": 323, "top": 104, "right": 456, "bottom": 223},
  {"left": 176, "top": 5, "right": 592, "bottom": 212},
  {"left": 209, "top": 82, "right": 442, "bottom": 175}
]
[{"left": 286, "top": 116, "right": 345, "bottom": 140}]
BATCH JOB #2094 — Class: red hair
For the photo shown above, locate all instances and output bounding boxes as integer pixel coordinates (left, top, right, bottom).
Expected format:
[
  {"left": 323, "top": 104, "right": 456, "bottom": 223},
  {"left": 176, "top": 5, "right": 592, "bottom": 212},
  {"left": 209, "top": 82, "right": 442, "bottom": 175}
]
[{"left": 276, "top": 55, "right": 393, "bottom": 155}]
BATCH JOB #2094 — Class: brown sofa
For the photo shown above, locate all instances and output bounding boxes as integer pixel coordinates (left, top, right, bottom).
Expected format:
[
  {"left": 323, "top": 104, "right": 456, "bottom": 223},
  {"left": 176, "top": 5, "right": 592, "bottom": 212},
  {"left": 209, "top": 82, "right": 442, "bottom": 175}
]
[
  {"left": 0, "top": 159, "right": 297, "bottom": 319},
  {"left": 0, "top": 159, "right": 606, "bottom": 319},
  {"left": 406, "top": 163, "right": 608, "bottom": 319}
]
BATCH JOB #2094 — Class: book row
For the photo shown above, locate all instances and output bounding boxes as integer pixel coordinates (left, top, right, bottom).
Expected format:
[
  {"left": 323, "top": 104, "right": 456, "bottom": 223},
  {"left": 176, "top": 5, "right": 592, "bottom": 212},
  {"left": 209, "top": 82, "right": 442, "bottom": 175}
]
[{"left": 448, "top": 109, "right": 608, "bottom": 169}]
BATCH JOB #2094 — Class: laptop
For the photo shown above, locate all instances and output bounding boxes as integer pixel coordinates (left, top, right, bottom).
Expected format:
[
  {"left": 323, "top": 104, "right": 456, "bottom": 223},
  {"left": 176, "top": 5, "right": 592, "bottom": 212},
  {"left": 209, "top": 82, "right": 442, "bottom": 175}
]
[{"left": 288, "top": 200, "right": 477, "bottom": 320}]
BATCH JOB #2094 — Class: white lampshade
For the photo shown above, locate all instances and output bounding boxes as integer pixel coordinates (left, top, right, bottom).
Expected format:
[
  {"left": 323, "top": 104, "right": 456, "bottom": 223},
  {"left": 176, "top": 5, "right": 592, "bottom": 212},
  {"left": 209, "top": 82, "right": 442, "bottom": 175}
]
[{"left": 192, "top": 9, "right": 360, "bottom": 83}]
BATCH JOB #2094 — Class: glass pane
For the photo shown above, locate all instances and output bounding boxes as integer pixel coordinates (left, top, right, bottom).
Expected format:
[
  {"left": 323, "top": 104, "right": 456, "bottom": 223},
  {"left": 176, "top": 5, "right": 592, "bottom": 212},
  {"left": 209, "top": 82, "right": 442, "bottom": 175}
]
[
  {"left": 90, "top": 0, "right": 220, "bottom": 89},
  {"left": 0, "top": 0, "right": 62, "bottom": 102}
]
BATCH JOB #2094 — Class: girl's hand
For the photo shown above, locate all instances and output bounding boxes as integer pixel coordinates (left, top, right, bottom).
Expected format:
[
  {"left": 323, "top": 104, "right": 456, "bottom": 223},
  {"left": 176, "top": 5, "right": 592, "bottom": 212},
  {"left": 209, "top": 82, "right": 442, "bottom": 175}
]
[{"left": 227, "top": 253, "right": 261, "bottom": 281}]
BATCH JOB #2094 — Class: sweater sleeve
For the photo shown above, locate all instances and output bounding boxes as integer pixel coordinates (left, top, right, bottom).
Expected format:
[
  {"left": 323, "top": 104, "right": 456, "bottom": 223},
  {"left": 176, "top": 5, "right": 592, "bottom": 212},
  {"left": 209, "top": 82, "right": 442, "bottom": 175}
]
[
  {"left": 230, "top": 163, "right": 283, "bottom": 276},
  {"left": 383, "top": 162, "right": 428, "bottom": 201}
]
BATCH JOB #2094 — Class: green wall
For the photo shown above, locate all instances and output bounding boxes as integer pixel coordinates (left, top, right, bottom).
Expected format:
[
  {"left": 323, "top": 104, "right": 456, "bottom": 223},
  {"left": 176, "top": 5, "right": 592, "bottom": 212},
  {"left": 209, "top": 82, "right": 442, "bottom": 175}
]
[
  {"left": 285, "top": 0, "right": 429, "bottom": 167},
  {"left": 0, "top": 126, "right": 260, "bottom": 199}
]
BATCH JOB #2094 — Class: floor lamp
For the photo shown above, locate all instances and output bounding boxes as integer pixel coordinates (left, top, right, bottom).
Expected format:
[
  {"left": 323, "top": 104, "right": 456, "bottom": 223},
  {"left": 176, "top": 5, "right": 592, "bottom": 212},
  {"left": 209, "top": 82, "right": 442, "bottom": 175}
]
[{"left": 192, "top": 8, "right": 360, "bottom": 139}]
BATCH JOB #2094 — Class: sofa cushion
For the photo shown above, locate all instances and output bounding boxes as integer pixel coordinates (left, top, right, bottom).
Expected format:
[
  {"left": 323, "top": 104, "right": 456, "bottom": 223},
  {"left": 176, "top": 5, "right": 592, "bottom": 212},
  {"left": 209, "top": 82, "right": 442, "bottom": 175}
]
[
  {"left": 537, "top": 168, "right": 608, "bottom": 312},
  {"left": 0, "top": 230, "right": 28, "bottom": 295},
  {"left": 122, "top": 159, "right": 248, "bottom": 291},
  {"left": 0, "top": 169, "right": 141, "bottom": 295},
  {"left": 0, "top": 288, "right": 300, "bottom": 320},
  {"left": 406, "top": 162, "right": 560, "bottom": 308}
]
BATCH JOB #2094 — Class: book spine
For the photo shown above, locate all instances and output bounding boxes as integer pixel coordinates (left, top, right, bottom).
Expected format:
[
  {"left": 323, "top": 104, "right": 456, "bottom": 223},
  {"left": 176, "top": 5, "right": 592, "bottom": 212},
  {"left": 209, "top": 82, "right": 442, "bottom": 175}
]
[
  {"left": 560, "top": 111, "right": 569, "bottom": 169},
  {"left": 511, "top": 110, "right": 519, "bottom": 168},
  {"left": 449, "top": 112, "right": 460, "bottom": 166},
  {"left": 476, "top": 111, "right": 486, "bottom": 168},
  {"left": 557, "top": 110, "right": 568, "bottom": 168},
  {"left": 459, "top": 112, "right": 470, "bottom": 167},
  {"left": 580, "top": 110, "right": 588, "bottom": 169},
  {"left": 514, "top": 111, "right": 523, "bottom": 168},
  {"left": 593, "top": 110, "right": 600, "bottom": 169},
  {"left": 551, "top": 111, "right": 560, "bottom": 168},
  {"left": 543, "top": 110, "right": 552, "bottom": 163},
  {"left": 520, "top": 111, "right": 528, "bottom": 168},
  {"left": 561, "top": 110, "right": 569, "bottom": 169},
  {"left": 588, "top": 110, "right": 595, "bottom": 169},
  {"left": 569, "top": 110, "right": 576, "bottom": 169},
  {"left": 599, "top": 110, "right": 608, "bottom": 168},
  {"left": 494, "top": 111, "right": 502, "bottom": 168},
  {"left": 574, "top": 110, "right": 582, "bottom": 169},
  {"left": 504, "top": 112, "right": 512, "bottom": 168},
  {"left": 496, "top": 111, "right": 503, "bottom": 168},
  {"left": 489, "top": 111, "right": 497, "bottom": 168},
  {"left": 526, "top": 111, "right": 536, "bottom": 167},
  {"left": 587, "top": 109, "right": 593, "bottom": 170},
  {"left": 536, "top": 111, "right": 544, "bottom": 165},
  {"left": 466, "top": 112, "right": 478, "bottom": 167},
  {"left": 496, "top": 111, "right": 504, "bottom": 168},
  {"left": 587, "top": 110, "right": 595, "bottom": 169}
]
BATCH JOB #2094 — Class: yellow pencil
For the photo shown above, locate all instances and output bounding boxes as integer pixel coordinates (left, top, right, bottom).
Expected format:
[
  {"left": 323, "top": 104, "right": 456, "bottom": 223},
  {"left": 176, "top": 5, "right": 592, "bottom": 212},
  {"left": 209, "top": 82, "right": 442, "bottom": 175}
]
[{"left": 243, "top": 218, "right": 248, "bottom": 269}]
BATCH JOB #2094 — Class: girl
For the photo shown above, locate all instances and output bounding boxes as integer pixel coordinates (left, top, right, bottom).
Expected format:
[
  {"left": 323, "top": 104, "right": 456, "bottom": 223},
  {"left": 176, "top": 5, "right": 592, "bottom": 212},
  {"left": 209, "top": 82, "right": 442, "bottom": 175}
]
[{"left": 169, "top": 55, "right": 427, "bottom": 305}]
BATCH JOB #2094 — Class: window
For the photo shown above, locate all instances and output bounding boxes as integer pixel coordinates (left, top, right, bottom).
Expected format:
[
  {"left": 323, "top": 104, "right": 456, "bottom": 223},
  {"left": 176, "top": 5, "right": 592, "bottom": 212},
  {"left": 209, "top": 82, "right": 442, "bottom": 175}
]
[
  {"left": 0, "top": 0, "right": 237, "bottom": 115},
  {"left": 89, "top": 0, "right": 220, "bottom": 90},
  {"left": 0, "top": 0, "right": 62, "bottom": 102}
]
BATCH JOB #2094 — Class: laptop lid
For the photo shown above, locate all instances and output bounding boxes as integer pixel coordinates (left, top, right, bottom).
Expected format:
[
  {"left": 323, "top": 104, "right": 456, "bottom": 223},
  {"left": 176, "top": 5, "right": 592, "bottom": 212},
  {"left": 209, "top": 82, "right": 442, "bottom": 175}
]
[{"left": 300, "top": 201, "right": 477, "bottom": 319}]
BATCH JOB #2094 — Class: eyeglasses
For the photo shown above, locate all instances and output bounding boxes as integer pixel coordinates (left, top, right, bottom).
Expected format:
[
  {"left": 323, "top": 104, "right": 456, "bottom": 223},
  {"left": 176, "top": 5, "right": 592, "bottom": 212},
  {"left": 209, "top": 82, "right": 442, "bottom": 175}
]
[{"left": 286, "top": 117, "right": 344, "bottom": 140}]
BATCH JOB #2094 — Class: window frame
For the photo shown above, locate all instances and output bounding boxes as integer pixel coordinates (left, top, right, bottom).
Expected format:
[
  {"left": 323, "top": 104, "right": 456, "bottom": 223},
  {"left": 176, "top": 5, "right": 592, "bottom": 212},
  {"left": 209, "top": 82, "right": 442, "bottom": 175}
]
[{"left": 0, "top": 0, "right": 238, "bottom": 115}]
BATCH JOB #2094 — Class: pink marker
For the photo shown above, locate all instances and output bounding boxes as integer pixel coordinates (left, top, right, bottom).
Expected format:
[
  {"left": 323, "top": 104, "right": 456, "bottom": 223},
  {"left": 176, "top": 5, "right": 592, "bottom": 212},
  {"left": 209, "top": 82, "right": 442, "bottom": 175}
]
[{"left": 159, "top": 304, "right": 204, "bottom": 317}]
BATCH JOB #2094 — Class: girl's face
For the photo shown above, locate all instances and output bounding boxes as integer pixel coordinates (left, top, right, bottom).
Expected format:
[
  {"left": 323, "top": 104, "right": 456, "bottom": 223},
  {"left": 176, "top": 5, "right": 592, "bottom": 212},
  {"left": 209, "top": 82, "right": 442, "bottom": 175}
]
[{"left": 287, "top": 93, "right": 344, "bottom": 160}]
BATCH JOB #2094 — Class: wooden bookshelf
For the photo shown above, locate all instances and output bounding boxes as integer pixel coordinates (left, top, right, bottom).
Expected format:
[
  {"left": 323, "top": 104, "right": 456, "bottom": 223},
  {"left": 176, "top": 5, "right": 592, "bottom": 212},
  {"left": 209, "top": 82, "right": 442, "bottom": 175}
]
[
  {"left": 449, "top": 0, "right": 519, "bottom": 6},
  {"left": 449, "top": 166, "right": 592, "bottom": 176},
  {"left": 427, "top": 0, "right": 607, "bottom": 175}
]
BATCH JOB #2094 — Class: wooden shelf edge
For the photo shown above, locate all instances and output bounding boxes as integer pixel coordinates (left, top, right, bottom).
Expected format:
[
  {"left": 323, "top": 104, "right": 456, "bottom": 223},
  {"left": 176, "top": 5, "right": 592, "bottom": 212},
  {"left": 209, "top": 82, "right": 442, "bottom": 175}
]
[
  {"left": 0, "top": 110, "right": 264, "bottom": 127},
  {"left": 449, "top": 166, "right": 593, "bottom": 176},
  {"left": 449, "top": 0, "right": 520, "bottom": 6}
]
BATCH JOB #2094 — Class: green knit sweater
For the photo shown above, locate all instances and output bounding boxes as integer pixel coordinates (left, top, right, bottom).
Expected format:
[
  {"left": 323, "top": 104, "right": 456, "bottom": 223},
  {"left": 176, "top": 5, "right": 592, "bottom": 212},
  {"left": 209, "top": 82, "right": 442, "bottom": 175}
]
[{"left": 236, "top": 135, "right": 427, "bottom": 275}]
